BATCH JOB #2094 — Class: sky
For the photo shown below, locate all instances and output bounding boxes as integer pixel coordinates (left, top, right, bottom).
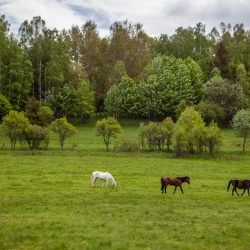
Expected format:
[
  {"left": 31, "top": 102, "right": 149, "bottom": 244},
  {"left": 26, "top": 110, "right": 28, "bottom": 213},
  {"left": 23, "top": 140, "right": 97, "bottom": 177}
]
[{"left": 1, "top": 0, "right": 250, "bottom": 37}]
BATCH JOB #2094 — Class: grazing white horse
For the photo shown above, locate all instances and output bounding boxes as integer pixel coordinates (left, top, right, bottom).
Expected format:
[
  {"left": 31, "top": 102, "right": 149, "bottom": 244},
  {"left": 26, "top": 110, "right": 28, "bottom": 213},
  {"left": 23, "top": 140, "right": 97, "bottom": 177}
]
[{"left": 91, "top": 171, "right": 117, "bottom": 188}]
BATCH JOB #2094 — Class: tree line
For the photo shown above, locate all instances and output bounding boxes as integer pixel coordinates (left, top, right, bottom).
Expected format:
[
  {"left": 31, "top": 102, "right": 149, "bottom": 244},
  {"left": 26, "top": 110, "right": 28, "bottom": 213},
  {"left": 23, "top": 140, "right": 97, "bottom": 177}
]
[{"left": 0, "top": 15, "right": 250, "bottom": 126}]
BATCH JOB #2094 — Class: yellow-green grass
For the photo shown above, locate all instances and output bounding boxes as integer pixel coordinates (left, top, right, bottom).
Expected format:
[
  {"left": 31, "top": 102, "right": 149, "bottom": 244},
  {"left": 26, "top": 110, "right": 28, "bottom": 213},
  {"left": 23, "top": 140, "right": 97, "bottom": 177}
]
[{"left": 0, "top": 124, "right": 250, "bottom": 249}]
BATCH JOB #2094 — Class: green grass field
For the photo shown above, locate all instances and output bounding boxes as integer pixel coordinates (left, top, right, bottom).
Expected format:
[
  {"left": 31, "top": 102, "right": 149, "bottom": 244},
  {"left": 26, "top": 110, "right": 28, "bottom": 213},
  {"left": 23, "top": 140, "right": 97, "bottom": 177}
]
[{"left": 0, "top": 123, "right": 250, "bottom": 250}]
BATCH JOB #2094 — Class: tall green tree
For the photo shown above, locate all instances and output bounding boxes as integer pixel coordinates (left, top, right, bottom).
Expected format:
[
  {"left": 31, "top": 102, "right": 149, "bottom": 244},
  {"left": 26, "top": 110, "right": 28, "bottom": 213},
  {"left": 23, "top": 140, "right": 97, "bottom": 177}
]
[
  {"left": 51, "top": 117, "right": 76, "bottom": 149},
  {"left": 96, "top": 117, "right": 121, "bottom": 152}
]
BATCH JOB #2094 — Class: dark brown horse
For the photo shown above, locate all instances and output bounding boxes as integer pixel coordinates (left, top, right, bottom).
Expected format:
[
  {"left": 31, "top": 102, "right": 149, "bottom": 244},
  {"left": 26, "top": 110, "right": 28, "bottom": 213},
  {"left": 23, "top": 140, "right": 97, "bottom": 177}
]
[
  {"left": 161, "top": 176, "right": 190, "bottom": 194},
  {"left": 227, "top": 180, "right": 250, "bottom": 196}
]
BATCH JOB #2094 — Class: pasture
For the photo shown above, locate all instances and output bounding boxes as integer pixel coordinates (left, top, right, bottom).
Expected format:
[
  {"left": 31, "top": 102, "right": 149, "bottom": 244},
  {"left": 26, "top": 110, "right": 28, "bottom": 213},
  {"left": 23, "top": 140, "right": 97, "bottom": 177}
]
[{"left": 0, "top": 123, "right": 250, "bottom": 250}]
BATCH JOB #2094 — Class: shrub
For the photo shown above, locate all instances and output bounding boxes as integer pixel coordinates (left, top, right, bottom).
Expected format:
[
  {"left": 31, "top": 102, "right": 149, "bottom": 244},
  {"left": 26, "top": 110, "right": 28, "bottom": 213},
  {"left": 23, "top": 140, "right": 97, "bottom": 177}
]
[
  {"left": 161, "top": 117, "right": 175, "bottom": 151},
  {"left": 23, "top": 125, "right": 49, "bottom": 150},
  {"left": 204, "top": 122, "right": 222, "bottom": 156},
  {"left": 0, "top": 95, "right": 12, "bottom": 121},
  {"left": 115, "top": 138, "right": 140, "bottom": 152},
  {"left": 175, "top": 107, "right": 205, "bottom": 153},
  {"left": 2, "top": 111, "right": 30, "bottom": 149}
]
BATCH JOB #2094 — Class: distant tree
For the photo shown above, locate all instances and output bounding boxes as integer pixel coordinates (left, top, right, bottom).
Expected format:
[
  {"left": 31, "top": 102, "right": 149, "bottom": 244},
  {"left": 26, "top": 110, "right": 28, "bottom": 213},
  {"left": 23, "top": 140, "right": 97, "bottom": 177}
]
[
  {"left": 210, "top": 67, "right": 221, "bottom": 78},
  {"left": 2, "top": 111, "right": 30, "bottom": 149},
  {"left": 105, "top": 76, "right": 137, "bottom": 118},
  {"left": 25, "top": 96, "right": 40, "bottom": 124},
  {"left": 96, "top": 117, "right": 121, "bottom": 152},
  {"left": 203, "top": 76, "right": 245, "bottom": 125},
  {"left": 0, "top": 95, "right": 12, "bottom": 121},
  {"left": 51, "top": 117, "right": 76, "bottom": 149},
  {"left": 108, "top": 60, "right": 127, "bottom": 87},
  {"left": 37, "top": 106, "right": 54, "bottom": 126},
  {"left": 195, "top": 102, "right": 225, "bottom": 126},
  {"left": 232, "top": 109, "right": 250, "bottom": 151},
  {"left": 236, "top": 64, "right": 250, "bottom": 100}
]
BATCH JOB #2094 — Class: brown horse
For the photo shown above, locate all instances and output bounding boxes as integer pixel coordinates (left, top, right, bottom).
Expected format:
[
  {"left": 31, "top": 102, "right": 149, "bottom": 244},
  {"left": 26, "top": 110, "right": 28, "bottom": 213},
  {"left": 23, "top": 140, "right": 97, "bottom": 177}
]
[
  {"left": 227, "top": 180, "right": 250, "bottom": 196},
  {"left": 161, "top": 176, "right": 190, "bottom": 194}
]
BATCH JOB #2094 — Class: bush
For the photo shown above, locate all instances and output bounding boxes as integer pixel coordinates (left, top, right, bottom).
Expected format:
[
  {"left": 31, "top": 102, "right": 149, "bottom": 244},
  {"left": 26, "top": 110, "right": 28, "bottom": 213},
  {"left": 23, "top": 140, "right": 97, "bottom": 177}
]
[
  {"left": 23, "top": 125, "right": 49, "bottom": 150},
  {"left": 115, "top": 138, "right": 140, "bottom": 152},
  {"left": 204, "top": 122, "right": 222, "bottom": 155},
  {"left": 2, "top": 111, "right": 30, "bottom": 149}
]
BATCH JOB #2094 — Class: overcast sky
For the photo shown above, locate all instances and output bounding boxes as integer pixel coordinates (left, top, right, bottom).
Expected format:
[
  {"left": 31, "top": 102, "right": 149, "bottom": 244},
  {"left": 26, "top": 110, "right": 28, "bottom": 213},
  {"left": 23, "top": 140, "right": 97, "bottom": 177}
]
[{"left": 1, "top": 0, "right": 250, "bottom": 37}]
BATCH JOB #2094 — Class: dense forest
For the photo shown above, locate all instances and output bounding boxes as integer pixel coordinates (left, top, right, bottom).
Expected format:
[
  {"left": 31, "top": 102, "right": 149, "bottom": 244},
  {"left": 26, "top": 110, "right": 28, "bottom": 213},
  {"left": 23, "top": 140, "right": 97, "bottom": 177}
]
[{"left": 0, "top": 15, "right": 250, "bottom": 125}]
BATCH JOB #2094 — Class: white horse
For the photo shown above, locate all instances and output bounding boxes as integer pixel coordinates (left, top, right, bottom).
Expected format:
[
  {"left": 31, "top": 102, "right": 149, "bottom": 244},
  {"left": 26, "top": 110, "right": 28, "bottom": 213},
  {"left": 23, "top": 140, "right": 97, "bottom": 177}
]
[{"left": 91, "top": 171, "right": 117, "bottom": 188}]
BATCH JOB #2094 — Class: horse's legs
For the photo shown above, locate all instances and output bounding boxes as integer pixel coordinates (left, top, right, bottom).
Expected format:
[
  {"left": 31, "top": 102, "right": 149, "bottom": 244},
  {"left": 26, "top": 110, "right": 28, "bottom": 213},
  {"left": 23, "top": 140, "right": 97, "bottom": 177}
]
[
  {"left": 234, "top": 188, "right": 239, "bottom": 196},
  {"left": 92, "top": 177, "right": 96, "bottom": 187},
  {"left": 241, "top": 189, "right": 246, "bottom": 196},
  {"left": 161, "top": 185, "right": 165, "bottom": 194},
  {"left": 164, "top": 184, "right": 167, "bottom": 194},
  {"left": 102, "top": 180, "right": 106, "bottom": 188},
  {"left": 180, "top": 185, "right": 184, "bottom": 194},
  {"left": 173, "top": 186, "right": 177, "bottom": 194}
]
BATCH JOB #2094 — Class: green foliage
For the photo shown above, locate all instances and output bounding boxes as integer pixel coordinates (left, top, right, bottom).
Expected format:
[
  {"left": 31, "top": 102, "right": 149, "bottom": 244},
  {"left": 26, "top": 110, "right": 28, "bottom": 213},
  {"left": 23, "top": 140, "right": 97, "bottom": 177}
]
[
  {"left": 236, "top": 64, "right": 250, "bottom": 101},
  {"left": 0, "top": 94, "right": 12, "bottom": 121},
  {"left": 175, "top": 107, "right": 205, "bottom": 153},
  {"left": 204, "top": 122, "right": 222, "bottom": 156},
  {"left": 174, "top": 124, "right": 186, "bottom": 156},
  {"left": 138, "top": 118, "right": 175, "bottom": 152},
  {"left": 173, "top": 107, "right": 222, "bottom": 156},
  {"left": 105, "top": 56, "right": 203, "bottom": 119},
  {"left": 105, "top": 76, "right": 137, "bottom": 118},
  {"left": 195, "top": 101, "right": 225, "bottom": 126},
  {"left": 204, "top": 76, "right": 245, "bottom": 125},
  {"left": 114, "top": 138, "right": 140, "bottom": 152},
  {"left": 48, "top": 81, "right": 95, "bottom": 121},
  {"left": 210, "top": 67, "right": 221, "bottom": 78},
  {"left": 25, "top": 97, "right": 53, "bottom": 126},
  {"left": 23, "top": 124, "right": 49, "bottom": 150},
  {"left": 51, "top": 117, "right": 76, "bottom": 149},
  {"left": 232, "top": 109, "right": 250, "bottom": 151},
  {"left": 37, "top": 106, "right": 54, "bottom": 126},
  {"left": 96, "top": 117, "right": 121, "bottom": 151},
  {"left": 2, "top": 110, "right": 30, "bottom": 149},
  {"left": 25, "top": 97, "right": 40, "bottom": 125},
  {"left": 108, "top": 60, "right": 127, "bottom": 87},
  {"left": 161, "top": 117, "right": 175, "bottom": 151}
]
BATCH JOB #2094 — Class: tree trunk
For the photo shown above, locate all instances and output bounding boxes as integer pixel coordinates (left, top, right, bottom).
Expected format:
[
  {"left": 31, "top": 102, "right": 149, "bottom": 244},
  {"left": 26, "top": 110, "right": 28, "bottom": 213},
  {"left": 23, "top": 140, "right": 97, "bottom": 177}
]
[{"left": 39, "top": 59, "right": 42, "bottom": 101}]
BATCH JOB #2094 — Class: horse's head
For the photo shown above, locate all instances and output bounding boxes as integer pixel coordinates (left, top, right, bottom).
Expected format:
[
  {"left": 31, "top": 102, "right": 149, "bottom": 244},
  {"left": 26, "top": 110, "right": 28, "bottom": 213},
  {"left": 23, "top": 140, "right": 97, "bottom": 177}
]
[
  {"left": 112, "top": 180, "right": 117, "bottom": 187},
  {"left": 186, "top": 177, "right": 190, "bottom": 184}
]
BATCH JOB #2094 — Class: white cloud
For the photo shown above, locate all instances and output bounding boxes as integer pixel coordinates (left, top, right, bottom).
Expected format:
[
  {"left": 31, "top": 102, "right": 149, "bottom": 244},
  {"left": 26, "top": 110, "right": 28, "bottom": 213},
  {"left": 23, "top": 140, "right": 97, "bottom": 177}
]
[{"left": 0, "top": 0, "right": 250, "bottom": 37}]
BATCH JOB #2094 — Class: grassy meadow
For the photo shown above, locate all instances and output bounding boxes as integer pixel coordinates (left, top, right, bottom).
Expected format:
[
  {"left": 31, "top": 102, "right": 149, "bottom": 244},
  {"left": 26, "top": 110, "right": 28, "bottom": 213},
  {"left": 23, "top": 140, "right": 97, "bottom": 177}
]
[{"left": 0, "top": 122, "right": 250, "bottom": 250}]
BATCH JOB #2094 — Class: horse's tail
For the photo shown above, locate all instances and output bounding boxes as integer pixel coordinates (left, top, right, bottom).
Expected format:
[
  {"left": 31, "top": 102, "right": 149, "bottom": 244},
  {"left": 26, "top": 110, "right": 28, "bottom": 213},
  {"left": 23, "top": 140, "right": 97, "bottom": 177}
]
[{"left": 227, "top": 180, "right": 232, "bottom": 192}]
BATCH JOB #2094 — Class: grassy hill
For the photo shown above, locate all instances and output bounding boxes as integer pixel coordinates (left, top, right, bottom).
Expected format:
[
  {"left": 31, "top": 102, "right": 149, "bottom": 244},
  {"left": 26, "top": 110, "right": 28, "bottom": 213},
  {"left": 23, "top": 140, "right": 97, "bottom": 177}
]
[{"left": 0, "top": 123, "right": 250, "bottom": 249}]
